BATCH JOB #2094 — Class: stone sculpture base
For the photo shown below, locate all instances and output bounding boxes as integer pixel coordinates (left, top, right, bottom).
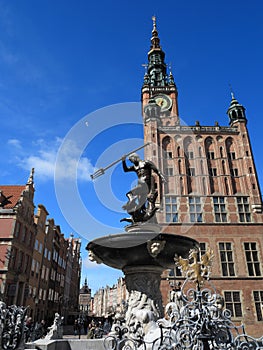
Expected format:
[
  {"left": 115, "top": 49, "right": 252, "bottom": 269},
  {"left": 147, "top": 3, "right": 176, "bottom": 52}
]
[{"left": 124, "top": 265, "right": 164, "bottom": 339}]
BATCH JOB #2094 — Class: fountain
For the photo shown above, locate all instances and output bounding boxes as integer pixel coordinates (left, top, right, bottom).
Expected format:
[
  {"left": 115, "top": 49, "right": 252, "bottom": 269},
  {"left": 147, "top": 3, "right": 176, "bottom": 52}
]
[{"left": 87, "top": 152, "right": 198, "bottom": 342}]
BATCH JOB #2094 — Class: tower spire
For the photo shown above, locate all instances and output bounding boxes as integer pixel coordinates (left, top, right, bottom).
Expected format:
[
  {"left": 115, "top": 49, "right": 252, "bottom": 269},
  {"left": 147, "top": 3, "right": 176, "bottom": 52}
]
[
  {"left": 150, "top": 15, "right": 161, "bottom": 50},
  {"left": 146, "top": 16, "right": 167, "bottom": 87}
]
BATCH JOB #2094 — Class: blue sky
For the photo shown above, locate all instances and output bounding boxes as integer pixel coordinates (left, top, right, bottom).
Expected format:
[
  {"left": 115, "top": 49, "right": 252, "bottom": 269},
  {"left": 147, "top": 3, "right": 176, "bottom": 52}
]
[{"left": 1, "top": 0, "right": 263, "bottom": 294}]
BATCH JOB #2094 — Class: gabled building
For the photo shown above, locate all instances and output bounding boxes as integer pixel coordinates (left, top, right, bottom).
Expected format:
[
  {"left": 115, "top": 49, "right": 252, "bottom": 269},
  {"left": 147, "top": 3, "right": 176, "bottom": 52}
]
[
  {"left": 0, "top": 170, "right": 82, "bottom": 324},
  {"left": 0, "top": 169, "right": 36, "bottom": 306},
  {"left": 141, "top": 18, "right": 263, "bottom": 336}
]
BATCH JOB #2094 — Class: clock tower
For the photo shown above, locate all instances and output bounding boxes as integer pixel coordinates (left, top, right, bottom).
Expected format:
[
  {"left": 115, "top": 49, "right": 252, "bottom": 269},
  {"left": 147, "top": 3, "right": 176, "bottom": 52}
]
[
  {"left": 140, "top": 18, "right": 263, "bottom": 338},
  {"left": 142, "top": 17, "right": 179, "bottom": 128},
  {"left": 142, "top": 16, "right": 180, "bottom": 204}
]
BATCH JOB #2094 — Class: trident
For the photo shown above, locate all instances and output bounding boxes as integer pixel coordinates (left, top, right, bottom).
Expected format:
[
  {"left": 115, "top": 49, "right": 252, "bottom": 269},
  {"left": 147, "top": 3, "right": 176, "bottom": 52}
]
[{"left": 90, "top": 142, "right": 151, "bottom": 180}]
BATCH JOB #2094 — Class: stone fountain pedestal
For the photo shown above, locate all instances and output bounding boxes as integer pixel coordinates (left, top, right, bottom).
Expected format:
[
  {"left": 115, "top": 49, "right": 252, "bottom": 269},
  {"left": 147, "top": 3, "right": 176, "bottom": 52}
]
[{"left": 87, "top": 225, "right": 198, "bottom": 339}]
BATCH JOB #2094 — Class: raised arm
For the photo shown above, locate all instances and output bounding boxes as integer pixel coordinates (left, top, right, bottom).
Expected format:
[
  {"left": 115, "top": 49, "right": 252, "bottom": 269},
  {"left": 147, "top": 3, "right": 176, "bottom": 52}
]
[{"left": 122, "top": 156, "right": 134, "bottom": 173}]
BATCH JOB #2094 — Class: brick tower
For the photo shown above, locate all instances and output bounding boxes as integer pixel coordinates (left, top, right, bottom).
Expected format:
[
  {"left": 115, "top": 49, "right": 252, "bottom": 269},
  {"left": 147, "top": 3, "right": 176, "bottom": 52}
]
[{"left": 141, "top": 17, "right": 263, "bottom": 336}]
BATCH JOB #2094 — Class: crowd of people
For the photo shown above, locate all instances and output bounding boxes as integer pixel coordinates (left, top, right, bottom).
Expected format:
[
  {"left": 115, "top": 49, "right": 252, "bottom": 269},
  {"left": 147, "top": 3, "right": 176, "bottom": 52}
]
[
  {"left": 73, "top": 316, "right": 113, "bottom": 339},
  {"left": 24, "top": 315, "right": 114, "bottom": 341}
]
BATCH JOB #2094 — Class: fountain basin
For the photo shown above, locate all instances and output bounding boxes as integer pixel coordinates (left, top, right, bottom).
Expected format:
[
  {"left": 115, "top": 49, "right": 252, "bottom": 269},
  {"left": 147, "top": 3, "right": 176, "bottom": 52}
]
[{"left": 87, "top": 232, "right": 198, "bottom": 270}]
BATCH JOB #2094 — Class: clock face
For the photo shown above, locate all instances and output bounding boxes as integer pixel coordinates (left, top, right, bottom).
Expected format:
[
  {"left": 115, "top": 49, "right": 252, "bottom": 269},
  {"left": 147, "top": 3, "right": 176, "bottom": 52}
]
[{"left": 154, "top": 94, "right": 172, "bottom": 111}]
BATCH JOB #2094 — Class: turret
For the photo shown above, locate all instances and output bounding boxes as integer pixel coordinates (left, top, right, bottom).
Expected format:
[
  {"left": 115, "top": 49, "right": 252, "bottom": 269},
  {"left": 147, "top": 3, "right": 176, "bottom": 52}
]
[{"left": 227, "top": 92, "right": 247, "bottom": 126}]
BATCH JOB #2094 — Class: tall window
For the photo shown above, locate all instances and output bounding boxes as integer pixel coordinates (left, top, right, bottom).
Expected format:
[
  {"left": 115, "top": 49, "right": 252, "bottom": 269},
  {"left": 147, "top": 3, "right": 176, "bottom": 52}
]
[
  {"left": 228, "top": 152, "right": 236, "bottom": 160},
  {"left": 164, "top": 151, "right": 173, "bottom": 159},
  {"left": 253, "top": 291, "right": 263, "bottom": 321},
  {"left": 189, "top": 197, "right": 202, "bottom": 222},
  {"left": 165, "top": 196, "right": 178, "bottom": 223},
  {"left": 207, "top": 151, "right": 215, "bottom": 159},
  {"left": 31, "top": 259, "right": 35, "bottom": 277},
  {"left": 244, "top": 242, "right": 261, "bottom": 276},
  {"left": 199, "top": 242, "right": 207, "bottom": 256},
  {"left": 237, "top": 197, "right": 251, "bottom": 222},
  {"left": 185, "top": 151, "right": 194, "bottom": 159},
  {"left": 188, "top": 168, "right": 195, "bottom": 176},
  {"left": 224, "top": 291, "right": 242, "bottom": 317},
  {"left": 230, "top": 168, "right": 239, "bottom": 177},
  {"left": 213, "top": 197, "right": 227, "bottom": 222},
  {"left": 165, "top": 167, "right": 174, "bottom": 176},
  {"left": 219, "top": 242, "right": 235, "bottom": 276},
  {"left": 210, "top": 168, "right": 217, "bottom": 176}
]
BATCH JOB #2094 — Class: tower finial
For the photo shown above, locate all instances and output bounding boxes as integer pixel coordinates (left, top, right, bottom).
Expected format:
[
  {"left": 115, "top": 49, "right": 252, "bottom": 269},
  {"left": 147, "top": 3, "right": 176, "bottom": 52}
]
[
  {"left": 152, "top": 15, "right": 157, "bottom": 30},
  {"left": 150, "top": 15, "right": 160, "bottom": 50}
]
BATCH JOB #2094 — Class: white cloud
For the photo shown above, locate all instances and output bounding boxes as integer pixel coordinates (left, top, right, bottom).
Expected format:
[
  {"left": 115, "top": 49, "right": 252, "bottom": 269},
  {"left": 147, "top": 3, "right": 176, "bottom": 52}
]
[
  {"left": 10, "top": 137, "right": 94, "bottom": 182},
  {"left": 7, "top": 138, "right": 22, "bottom": 149}
]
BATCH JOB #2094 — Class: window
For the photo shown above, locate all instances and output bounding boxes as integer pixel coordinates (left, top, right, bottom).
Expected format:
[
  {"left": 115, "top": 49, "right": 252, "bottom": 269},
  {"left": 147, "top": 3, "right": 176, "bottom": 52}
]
[
  {"left": 210, "top": 168, "right": 217, "bottom": 176},
  {"left": 41, "top": 265, "right": 46, "bottom": 280},
  {"left": 31, "top": 259, "right": 35, "bottom": 273},
  {"left": 185, "top": 151, "right": 194, "bottom": 159},
  {"left": 165, "top": 167, "right": 174, "bottom": 176},
  {"left": 169, "top": 267, "right": 182, "bottom": 278},
  {"left": 237, "top": 197, "right": 251, "bottom": 223},
  {"left": 253, "top": 291, "right": 263, "bottom": 321},
  {"left": 244, "top": 242, "right": 261, "bottom": 276},
  {"left": 165, "top": 196, "right": 178, "bottom": 223},
  {"left": 53, "top": 250, "right": 58, "bottom": 262},
  {"left": 213, "top": 197, "right": 227, "bottom": 222},
  {"left": 24, "top": 255, "right": 29, "bottom": 273},
  {"left": 207, "top": 151, "right": 215, "bottom": 159},
  {"left": 51, "top": 269, "right": 56, "bottom": 281},
  {"left": 164, "top": 151, "right": 173, "bottom": 159},
  {"left": 189, "top": 197, "right": 202, "bottom": 223},
  {"left": 34, "top": 239, "right": 39, "bottom": 251},
  {"left": 228, "top": 152, "right": 236, "bottom": 160},
  {"left": 45, "top": 267, "right": 50, "bottom": 281},
  {"left": 61, "top": 274, "right": 65, "bottom": 287},
  {"left": 35, "top": 261, "right": 40, "bottom": 278},
  {"left": 188, "top": 168, "right": 195, "bottom": 176},
  {"left": 230, "top": 168, "right": 239, "bottom": 177},
  {"left": 219, "top": 242, "right": 235, "bottom": 276},
  {"left": 10, "top": 248, "right": 17, "bottom": 269},
  {"left": 199, "top": 242, "right": 207, "bottom": 256},
  {"left": 224, "top": 291, "right": 242, "bottom": 318},
  {"left": 18, "top": 251, "right": 24, "bottom": 271}
]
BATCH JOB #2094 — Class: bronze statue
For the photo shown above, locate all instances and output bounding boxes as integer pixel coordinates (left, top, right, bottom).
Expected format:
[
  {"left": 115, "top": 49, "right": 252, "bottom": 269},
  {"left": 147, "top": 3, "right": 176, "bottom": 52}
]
[{"left": 121, "top": 153, "right": 166, "bottom": 224}]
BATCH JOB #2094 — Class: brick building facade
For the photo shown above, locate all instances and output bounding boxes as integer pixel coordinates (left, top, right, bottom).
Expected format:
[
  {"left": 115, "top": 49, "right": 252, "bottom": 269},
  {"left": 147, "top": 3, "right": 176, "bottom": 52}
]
[
  {"left": 0, "top": 169, "right": 81, "bottom": 324},
  {"left": 141, "top": 18, "right": 263, "bottom": 337}
]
